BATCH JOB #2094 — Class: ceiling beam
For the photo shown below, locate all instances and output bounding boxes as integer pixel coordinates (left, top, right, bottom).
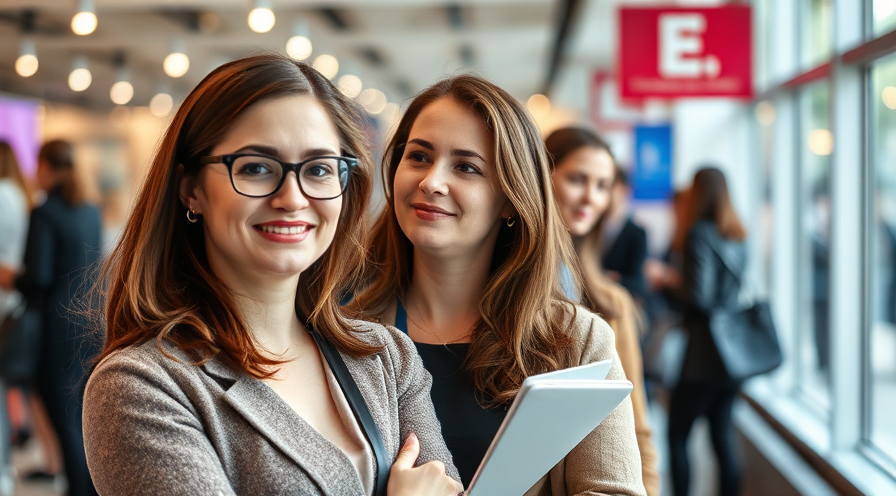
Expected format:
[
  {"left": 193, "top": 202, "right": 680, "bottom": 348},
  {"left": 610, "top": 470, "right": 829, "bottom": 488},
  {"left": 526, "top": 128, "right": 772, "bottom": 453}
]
[{"left": 541, "top": 0, "right": 581, "bottom": 96}]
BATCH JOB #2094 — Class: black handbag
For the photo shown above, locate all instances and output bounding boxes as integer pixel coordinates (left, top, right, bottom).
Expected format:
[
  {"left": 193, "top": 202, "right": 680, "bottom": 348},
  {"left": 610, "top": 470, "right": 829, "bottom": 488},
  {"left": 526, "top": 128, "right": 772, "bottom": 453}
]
[
  {"left": 0, "top": 300, "right": 42, "bottom": 385},
  {"left": 308, "top": 326, "right": 391, "bottom": 496},
  {"left": 708, "top": 247, "right": 783, "bottom": 382}
]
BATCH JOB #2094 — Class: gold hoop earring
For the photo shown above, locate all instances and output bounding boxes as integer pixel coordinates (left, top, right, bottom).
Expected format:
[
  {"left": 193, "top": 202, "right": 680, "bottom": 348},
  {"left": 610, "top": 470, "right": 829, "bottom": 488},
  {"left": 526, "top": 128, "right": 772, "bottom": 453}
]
[
  {"left": 186, "top": 209, "right": 200, "bottom": 224},
  {"left": 506, "top": 216, "right": 516, "bottom": 227}
]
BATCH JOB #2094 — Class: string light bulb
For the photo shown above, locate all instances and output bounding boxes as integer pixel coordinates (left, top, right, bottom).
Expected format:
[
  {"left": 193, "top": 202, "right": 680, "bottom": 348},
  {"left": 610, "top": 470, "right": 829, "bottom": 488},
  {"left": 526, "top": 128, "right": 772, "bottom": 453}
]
[
  {"left": 337, "top": 74, "right": 363, "bottom": 98},
  {"left": 527, "top": 94, "right": 551, "bottom": 118},
  {"left": 150, "top": 92, "right": 174, "bottom": 117},
  {"left": 71, "top": 0, "right": 97, "bottom": 35},
  {"left": 163, "top": 41, "right": 190, "bottom": 78},
  {"left": 248, "top": 0, "right": 276, "bottom": 33},
  {"left": 15, "top": 39, "right": 38, "bottom": 77},
  {"left": 312, "top": 54, "right": 339, "bottom": 79},
  {"left": 286, "top": 36, "right": 312, "bottom": 60},
  {"left": 110, "top": 68, "right": 134, "bottom": 105},
  {"left": 286, "top": 20, "right": 312, "bottom": 60},
  {"left": 68, "top": 57, "right": 92, "bottom": 92}
]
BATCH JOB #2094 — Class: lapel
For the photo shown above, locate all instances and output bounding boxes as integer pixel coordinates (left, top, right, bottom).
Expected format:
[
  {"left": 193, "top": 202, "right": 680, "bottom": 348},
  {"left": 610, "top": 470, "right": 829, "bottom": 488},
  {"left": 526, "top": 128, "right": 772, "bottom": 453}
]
[{"left": 201, "top": 357, "right": 365, "bottom": 495}]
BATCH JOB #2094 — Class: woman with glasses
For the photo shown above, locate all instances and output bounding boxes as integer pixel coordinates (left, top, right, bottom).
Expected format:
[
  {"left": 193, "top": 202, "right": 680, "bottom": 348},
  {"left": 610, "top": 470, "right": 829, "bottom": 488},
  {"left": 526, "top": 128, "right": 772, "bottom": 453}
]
[
  {"left": 82, "top": 54, "right": 461, "bottom": 496},
  {"left": 349, "top": 75, "right": 646, "bottom": 496}
]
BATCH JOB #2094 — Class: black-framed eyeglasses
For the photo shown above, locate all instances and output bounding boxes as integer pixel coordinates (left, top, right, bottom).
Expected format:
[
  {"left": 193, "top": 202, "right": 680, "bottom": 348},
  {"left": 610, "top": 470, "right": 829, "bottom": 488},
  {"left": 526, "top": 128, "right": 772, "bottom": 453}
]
[{"left": 198, "top": 154, "right": 356, "bottom": 200}]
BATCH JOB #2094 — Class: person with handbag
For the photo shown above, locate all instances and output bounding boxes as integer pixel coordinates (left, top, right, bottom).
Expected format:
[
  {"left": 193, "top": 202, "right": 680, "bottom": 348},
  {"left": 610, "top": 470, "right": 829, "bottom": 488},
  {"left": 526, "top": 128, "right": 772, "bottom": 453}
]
[
  {"left": 81, "top": 54, "right": 461, "bottom": 496},
  {"left": 0, "top": 138, "right": 102, "bottom": 496},
  {"left": 348, "top": 75, "right": 646, "bottom": 496},
  {"left": 667, "top": 167, "right": 748, "bottom": 496},
  {"left": 544, "top": 126, "right": 660, "bottom": 496},
  {"left": 0, "top": 140, "right": 34, "bottom": 495}
]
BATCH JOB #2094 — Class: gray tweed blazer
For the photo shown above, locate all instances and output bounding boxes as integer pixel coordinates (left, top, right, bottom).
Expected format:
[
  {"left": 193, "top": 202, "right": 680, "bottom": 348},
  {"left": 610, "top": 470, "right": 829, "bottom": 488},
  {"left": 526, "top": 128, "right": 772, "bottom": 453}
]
[{"left": 83, "top": 320, "right": 460, "bottom": 495}]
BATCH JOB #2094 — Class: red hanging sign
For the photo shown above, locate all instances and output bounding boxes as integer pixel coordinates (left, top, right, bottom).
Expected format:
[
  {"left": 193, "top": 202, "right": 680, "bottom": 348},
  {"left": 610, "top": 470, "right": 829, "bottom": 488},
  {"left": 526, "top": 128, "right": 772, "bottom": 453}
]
[{"left": 618, "top": 5, "right": 753, "bottom": 99}]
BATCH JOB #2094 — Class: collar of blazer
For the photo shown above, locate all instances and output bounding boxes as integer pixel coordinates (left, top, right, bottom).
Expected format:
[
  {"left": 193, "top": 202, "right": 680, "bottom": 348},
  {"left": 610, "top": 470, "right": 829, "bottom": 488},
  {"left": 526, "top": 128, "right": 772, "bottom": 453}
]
[{"left": 199, "top": 354, "right": 368, "bottom": 495}]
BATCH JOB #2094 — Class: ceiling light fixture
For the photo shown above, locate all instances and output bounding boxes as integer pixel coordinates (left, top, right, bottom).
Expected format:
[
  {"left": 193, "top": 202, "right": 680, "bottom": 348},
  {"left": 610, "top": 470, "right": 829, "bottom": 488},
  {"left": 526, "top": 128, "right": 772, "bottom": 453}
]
[
  {"left": 527, "top": 94, "right": 551, "bottom": 118},
  {"left": 68, "top": 56, "right": 92, "bottom": 92},
  {"left": 15, "top": 39, "right": 38, "bottom": 77},
  {"left": 313, "top": 54, "right": 339, "bottom": 79},
  {"left": 71, "top": 0, "right": 97, "bottom": 35},
  {"left": 883, "top": 86, "right": 896, "bottom": 110},
  {"left": 110, "top": 68, "right": 134, "bottom": 105},
  {"left": 150, "top": 92, "right": 174, "bottom": 118},
  {"left": 338, "top": 74, "right": 363, "bottom": 98},
  {"left": 248, "top": 0, "right": 276, "bottom": 33},
  {"left": 359, "top": 88, "right": 387, "bottom": 115},
  {"left": 380, "top": 102, "right": 400, "bottom": 125},
  {"left": 164, "top": 41, "right": 190, "bottom": 78},
  {"left": 286, "top": 21, "right": 312, "bottom": 60}
]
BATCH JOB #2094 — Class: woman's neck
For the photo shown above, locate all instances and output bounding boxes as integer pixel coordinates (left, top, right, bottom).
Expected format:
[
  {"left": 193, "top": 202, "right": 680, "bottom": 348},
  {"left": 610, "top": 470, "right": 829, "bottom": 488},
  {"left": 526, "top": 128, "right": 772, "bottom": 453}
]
[
  {"left": 220, "top": 270, "right": 303, "bottom": 357},
  {"left": 403, "top": 248, "right": 493, "bottom": 344}
]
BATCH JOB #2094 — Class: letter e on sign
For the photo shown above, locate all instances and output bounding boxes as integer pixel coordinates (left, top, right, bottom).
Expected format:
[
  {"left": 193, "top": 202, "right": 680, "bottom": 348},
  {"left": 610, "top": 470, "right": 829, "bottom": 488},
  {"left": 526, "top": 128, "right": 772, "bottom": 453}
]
[
  {"left": 619, "top": 5, "right": 752, "bottom": 98},
  {"left": 659, "top": 14, "right": 706, "bottom": 78}
]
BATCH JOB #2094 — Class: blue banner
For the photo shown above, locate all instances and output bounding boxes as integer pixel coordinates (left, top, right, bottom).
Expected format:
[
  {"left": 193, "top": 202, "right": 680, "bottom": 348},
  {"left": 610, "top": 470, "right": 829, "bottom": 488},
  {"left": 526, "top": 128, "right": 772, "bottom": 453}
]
[{"left": 632, "top": 124, "right": 673, "bottom": 201}]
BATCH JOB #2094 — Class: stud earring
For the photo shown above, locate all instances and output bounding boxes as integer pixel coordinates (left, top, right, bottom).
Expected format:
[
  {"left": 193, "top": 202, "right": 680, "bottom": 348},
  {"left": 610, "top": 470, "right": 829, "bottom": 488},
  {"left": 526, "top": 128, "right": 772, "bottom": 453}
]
[{"left": 186, "top": 209, "right": 200, "bottom": 223}]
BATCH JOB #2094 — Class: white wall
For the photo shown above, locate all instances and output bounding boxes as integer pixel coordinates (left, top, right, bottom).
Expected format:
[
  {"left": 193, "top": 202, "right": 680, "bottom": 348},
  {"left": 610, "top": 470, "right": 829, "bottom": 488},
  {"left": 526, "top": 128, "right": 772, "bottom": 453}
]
[{"left": 671, "top": 98, "right": 755, "bottom": 228}]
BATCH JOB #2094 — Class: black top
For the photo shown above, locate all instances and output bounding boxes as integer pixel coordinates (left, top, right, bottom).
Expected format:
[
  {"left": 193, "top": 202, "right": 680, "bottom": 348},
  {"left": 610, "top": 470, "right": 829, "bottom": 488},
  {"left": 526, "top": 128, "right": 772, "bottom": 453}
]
[
  {"left": 395, "top": 303, "right": 506, "bottom": 488},
  {"left": 680, "top": 220, "right": 747, "bottom": 384},
  {"left": 15, "top": 188, "right": 102, "bottom": 386},
  {"left": 602, "top": 217, "right": 648, "bottom": 302}
]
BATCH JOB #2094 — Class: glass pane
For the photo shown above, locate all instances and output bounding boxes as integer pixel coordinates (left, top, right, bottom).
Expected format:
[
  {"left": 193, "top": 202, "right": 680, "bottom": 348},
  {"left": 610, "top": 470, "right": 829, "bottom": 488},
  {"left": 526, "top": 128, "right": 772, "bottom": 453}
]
[
  {"left": 801, "top": 0, "right": 833, "bottom": 69},
  {"left": 873, "top": 0, "right": 896, "bottom": 37},
  {"left": 868, "top": 53, "right": 896, "bottom": 461},
  {"left": 755, "top": 101, "right": 776, "bottom": 292},
  {"left": 798, "top": 82, "right": 831, "bottom": 410}
]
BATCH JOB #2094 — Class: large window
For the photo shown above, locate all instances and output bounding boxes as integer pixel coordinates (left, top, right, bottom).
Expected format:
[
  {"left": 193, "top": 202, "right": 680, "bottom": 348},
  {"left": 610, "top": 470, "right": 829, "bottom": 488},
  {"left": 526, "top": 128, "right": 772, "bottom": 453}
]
[
  {"left": 798, "top": 82, "right": 832, "bottom": 411},
  {"left": 867, "top": 53, "right": 896, "bottom": 465},
  {"left": 873, "top": 0, "right": 896, "bottom": 36},
  {"left": 801, "top": 0, "right": 833, "bottom": 69}
]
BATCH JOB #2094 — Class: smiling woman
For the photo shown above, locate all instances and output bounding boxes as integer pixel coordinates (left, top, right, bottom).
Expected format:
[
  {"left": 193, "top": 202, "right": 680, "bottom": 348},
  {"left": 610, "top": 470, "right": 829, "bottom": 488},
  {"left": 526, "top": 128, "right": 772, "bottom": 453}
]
[
  {"left": 350, "top": 74, "right": 647, "bottom": 495},
  {"left": 81, "top": 53, "right": 461, "bottom": 496}
]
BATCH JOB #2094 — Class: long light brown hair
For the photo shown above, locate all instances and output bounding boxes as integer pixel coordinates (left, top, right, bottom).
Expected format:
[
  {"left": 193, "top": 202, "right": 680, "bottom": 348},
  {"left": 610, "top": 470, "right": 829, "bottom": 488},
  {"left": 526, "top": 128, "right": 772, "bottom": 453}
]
[
  {"left": 0, "top": 141, "right": 34, "bottom": 209},
  {"left": 95, "top": 53, "right": 376, "bottom": 378},
  {"left": 689, "top": 167, "right": 746, "bottom": 241},
  {"left": 544, "top": 127, "right": 621, "bottom": 320},
  {"left": 352, "top": 75, "right": 580, "bottom": 406}
]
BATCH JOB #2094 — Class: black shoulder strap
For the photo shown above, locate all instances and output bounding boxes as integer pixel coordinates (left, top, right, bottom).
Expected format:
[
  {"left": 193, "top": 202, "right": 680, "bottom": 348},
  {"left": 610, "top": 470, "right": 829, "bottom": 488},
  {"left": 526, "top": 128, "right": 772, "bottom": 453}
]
[{"left": 308, "top": 327, "right": 390, "bottom": 496}]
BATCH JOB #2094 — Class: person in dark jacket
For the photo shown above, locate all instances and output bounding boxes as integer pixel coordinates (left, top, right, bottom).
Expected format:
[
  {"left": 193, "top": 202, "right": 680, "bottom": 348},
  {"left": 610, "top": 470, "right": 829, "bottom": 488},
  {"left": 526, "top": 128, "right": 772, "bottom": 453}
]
[
  {"left": 601, "top": 168, "right": 649, "bottom": 303},
  {"left": 667, "top": 167, "right": 747, "bottom": 496},
  {"left": 0, "top": 139, "right": 102, "bottom": 496}
]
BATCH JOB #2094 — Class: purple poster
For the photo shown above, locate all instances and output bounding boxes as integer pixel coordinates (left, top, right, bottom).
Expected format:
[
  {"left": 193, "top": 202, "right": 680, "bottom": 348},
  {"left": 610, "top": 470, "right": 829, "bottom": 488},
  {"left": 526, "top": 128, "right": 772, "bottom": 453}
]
[{"left": 0, "top": 97, "right": 40, "bottom": 178}]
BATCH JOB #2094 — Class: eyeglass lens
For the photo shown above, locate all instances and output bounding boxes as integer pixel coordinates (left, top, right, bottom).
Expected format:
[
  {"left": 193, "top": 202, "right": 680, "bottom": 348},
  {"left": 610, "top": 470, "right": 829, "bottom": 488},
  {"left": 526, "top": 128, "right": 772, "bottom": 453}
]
[{"left": 230, "top": 155, "right": 350, "bottom": 198}]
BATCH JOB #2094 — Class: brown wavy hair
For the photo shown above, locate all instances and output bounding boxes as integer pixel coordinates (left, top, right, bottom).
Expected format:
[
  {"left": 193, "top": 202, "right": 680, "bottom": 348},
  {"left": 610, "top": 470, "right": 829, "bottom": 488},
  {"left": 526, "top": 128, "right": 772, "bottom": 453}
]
[
  {"left": 0, "top": 141, "right": 34, "bottom": 209},
  {"left": 351, "top": 74, "right": 580, "bottom": 406},
  {"left": 689, "top": 167, "right": 746, "bottom": 241},
  {"left": 94, "top": 53, "right": 376, "bottom": 378},
  {"left": 544, "top": 126, "right": 620, "bottom": 320}
]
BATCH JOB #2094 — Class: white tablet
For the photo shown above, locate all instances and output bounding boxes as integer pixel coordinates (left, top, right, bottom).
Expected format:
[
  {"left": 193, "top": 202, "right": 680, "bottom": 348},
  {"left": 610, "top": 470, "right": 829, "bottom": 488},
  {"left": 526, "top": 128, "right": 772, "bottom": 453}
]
[
  {"left": 466, "top": 374, "right": 632, "bottom": 496},
  {"left": 522, "top": 359, "right": 612, "bottom": 382}
]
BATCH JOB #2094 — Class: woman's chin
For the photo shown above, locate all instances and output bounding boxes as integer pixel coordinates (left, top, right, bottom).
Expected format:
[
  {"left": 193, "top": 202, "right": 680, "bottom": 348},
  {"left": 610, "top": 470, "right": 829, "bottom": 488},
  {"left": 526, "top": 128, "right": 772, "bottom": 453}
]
[{"left": 567, "top": 222, "right": 594, "bottom": 237}]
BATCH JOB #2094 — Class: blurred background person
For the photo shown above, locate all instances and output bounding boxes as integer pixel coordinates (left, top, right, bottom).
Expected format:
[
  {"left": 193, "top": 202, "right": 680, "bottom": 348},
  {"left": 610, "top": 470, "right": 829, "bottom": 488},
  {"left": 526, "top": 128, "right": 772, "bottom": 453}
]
[
  {"left": 642, "top": 188, "right": 690, "bottom": 393},
  {"left": 545, "top": 126, "right": 659, "bottom": 496},
  {"left": 666, "top": 167, "right": 747, "bottom": 496},
  {"left": 600, "top": 167, "right": 649, "bottom": 305},
  {"left": 0, "top": 139, "right": 102, "bottom": 496},
  {"left": 0, "top": 140, "right": 33, "bottom": 495}
]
